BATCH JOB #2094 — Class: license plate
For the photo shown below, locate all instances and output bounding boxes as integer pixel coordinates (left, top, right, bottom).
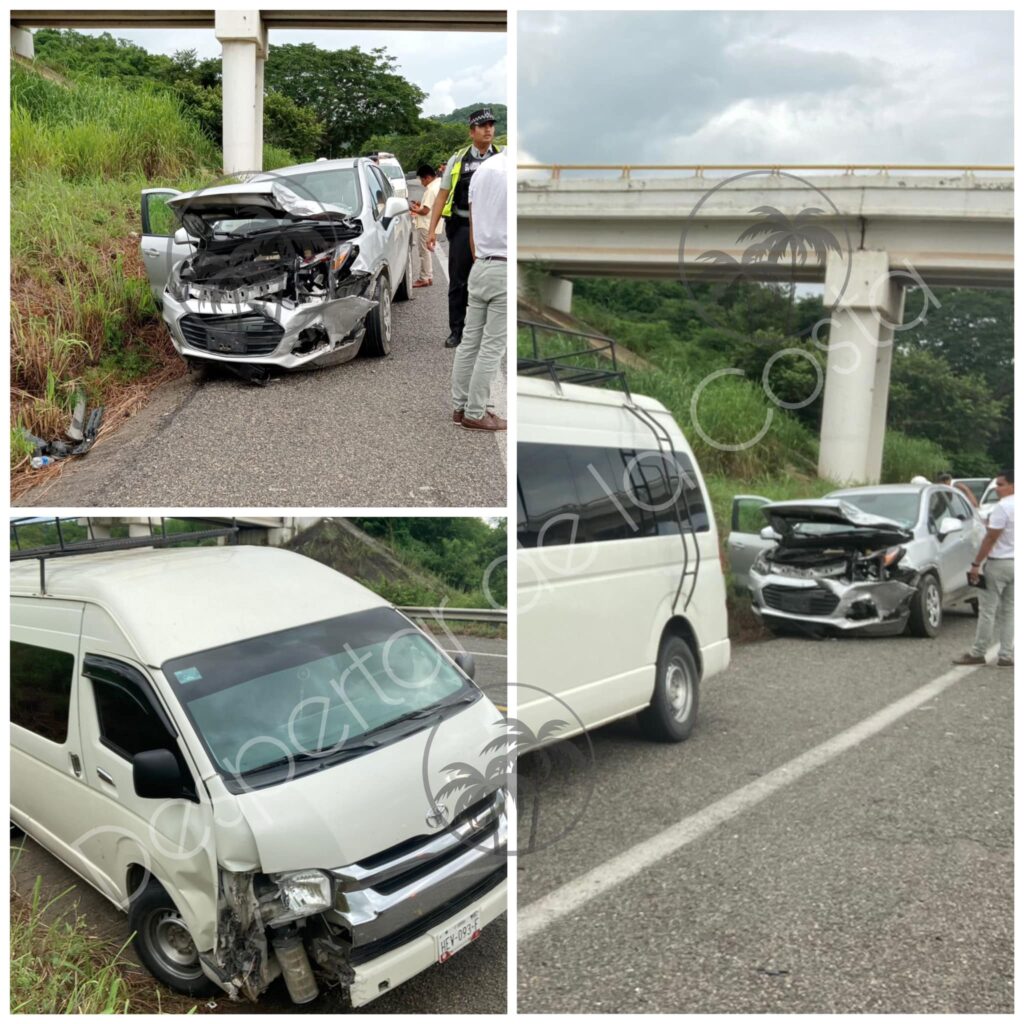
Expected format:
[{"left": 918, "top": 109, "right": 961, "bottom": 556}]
[
  {"left": 208, "top": 333, "right": 248, "bottom": 354},
  {"left": 435, "top": 910, "right": 481, "bottom": 962}
]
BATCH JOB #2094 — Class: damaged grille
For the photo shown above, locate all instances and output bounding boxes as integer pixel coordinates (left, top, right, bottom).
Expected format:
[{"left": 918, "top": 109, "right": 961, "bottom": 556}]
[
  {"left": 179, "top": 313, "right": 284, "bottom": 356},
  {"left": 762, "top": 584, "right": 840, "bottom": 616},
  {"left": 328, "top": 790, "right": 506, "bottom": 952}
]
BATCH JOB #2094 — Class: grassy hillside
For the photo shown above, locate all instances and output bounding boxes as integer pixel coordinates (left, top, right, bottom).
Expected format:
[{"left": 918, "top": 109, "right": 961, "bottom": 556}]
[{"left": 9, "top": 61, "right": 293, "bottom": 479}]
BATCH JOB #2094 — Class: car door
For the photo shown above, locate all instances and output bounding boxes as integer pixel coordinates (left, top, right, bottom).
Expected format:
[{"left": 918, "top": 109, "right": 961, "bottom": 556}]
[
  {"left": 945, "top": 490, "right": 984, "bottom": 598},
  {"left": 370, "top": 163, "right": 406, "bottom": 284},
  {"left": 926, "top": 490, "right": 968, "bottom": 599},
  {"left": 140, "top": 188, "right": 194, "bottom": 303},
  {"left": 726, "top": 495, "right": 774, "bottom": 591},
  {"left": 76, "top": 650, "right": 216, "bottom": 909}
]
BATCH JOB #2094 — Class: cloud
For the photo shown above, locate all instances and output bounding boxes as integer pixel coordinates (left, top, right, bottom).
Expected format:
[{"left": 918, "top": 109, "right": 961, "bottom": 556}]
[{"left": 518, "top": 11, "right": 1012, "bottom": 166}]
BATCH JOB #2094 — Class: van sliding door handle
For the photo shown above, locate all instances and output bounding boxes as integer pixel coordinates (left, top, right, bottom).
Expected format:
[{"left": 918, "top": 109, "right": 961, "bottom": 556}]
[
  {"left": 69, "top": 753, "right": 82, "bottom": 777},
  {"left": 96, "top": 767, "right": 116, "bottom": 786}
]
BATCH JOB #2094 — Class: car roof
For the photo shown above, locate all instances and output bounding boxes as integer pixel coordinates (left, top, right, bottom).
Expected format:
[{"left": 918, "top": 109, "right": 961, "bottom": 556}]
[
  {"left": 11, "top": 546, "right": 388, "bottom": 665},
  {"left": 828, "top": 484, "right": 927, "bottom": 496}
]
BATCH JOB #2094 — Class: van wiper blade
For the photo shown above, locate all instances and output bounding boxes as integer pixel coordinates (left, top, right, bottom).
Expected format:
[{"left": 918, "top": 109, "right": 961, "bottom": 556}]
[
  {"left": 240, "top": 741, "right": 379, "bottom": 777},
  {"left": 360, "top": 692, "right": 478, "bottom": 739}
]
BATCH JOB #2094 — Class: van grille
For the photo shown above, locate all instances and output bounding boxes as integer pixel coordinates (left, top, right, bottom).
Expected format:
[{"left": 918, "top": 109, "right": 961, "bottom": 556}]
[
  {"left": 179, "top": 313, "right": 283, "bottom": 356},
  {"left": 762, "top": 584, "right": 840, "bottom": 616}
]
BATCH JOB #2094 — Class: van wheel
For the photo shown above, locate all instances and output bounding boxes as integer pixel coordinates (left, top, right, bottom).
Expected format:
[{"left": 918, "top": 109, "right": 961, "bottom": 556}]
[
  {"left": 129, "top": 880, "right": 219, "bottom": 997},
  {"left": 393, "top": 239, "right": 415, "bottom": 302},
  {"left": 907, "top": 574, "right": 942, "bottom": 638},
  {"left": 638, "top": 636, "right": 700, "bottom": 743},
  {"left": 361, "top": 275, "right": 392, "bottom": 357}
]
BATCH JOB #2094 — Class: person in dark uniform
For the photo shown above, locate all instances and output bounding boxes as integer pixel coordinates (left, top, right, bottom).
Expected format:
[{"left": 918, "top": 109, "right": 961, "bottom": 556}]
[{"left": 426, "top": 109, "right": 501, "bottom": 348}]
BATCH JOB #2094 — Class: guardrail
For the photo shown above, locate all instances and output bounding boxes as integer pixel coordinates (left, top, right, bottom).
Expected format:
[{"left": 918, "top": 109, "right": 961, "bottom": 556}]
[
  {"left": 398, "top": 606, "right": 507, "bottom": 623},
  {"left": 519, "top": 163, "right": 1014, "bottom": 181}
]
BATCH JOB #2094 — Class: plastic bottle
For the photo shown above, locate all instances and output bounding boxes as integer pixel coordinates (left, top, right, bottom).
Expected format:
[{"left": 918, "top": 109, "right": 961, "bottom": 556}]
[{"left": 30, "top": 455, "right": 55, "bottom": 469}]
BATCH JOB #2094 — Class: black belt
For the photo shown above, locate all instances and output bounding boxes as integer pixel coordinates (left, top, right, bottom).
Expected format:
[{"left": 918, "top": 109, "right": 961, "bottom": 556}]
[{"left": 480, "top": 255, "right": 507, "bottom": 261}]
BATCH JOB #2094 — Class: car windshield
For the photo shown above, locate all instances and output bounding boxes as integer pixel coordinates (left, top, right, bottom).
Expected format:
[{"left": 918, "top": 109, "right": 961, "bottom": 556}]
[
  {"left": 162, "top": 607, "right": 472, "bottom": 777},
  {"left": 380, "top": 163, "right": 404, "bottom": 180},
  {"left": 981, "top": 483, "right": 998, "bottom": 505},
  {"left": 274, "top": 168, "right": 362, "bottom": 216},
  {"left": 828, "top": 492, "right": 921, "bottom": 528}
]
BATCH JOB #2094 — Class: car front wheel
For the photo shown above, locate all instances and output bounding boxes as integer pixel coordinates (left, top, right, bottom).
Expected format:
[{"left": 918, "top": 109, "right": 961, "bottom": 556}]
[
  {"left": 638, "top": 636, "right": 700, "bottom": 742},
  {"left": 129, "top": 879, "right": 219, "bottom": 997},
  {"left": 361, "top": 274, "right": 392, "bottom": 357},
  {"left": 907, "top": 573, "right": 942, "bottom": 638}
]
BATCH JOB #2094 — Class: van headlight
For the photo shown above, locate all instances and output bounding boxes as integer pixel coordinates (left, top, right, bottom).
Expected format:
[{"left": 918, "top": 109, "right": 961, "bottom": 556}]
[{"left": 265, "top": 869, "right": 333, "bottom": 923}]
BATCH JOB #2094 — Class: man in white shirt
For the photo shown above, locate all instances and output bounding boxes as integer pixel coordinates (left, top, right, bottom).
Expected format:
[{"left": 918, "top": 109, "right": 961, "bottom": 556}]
[
  {"left": 451, "top": 149, "right": 507, "bottom": 431},
  {"left": 410, "top": 164, "right": 443, "bottom": 287},
  {"left": 954, "top": 469, "right": 1015, "bottom": 666}
]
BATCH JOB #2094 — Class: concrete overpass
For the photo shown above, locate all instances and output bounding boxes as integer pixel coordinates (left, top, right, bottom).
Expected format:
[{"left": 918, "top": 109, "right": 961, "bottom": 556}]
[
  {"left": 89, "top": 516, "right": 321, "bottom": 546},
  {"left": 11, "top": 9, "right": 505, "bottom": 173},
  {"left": 518, "top": 166, "right": 1014, "bottom": 484}
]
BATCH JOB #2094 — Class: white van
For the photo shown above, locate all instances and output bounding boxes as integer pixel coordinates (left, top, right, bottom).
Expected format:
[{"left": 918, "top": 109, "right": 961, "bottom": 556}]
[
  {"left": 10, "top": 541, "right": 506, "bottom": 1007},
  {"left": 517, "top": 376, "right": 730, "bottom": 744}
]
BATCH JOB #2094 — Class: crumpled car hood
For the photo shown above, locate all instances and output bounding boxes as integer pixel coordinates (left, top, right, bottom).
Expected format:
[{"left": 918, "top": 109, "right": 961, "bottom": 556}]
[
  {"left": 762, "top": 499, "right": 913, "bottom": 544},
  {"left": 168, "top": 180, "right": 354, "bottom": 240}
]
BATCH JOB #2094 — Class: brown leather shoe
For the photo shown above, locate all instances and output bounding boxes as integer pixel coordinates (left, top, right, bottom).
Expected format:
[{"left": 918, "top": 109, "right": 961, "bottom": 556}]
[
  {"left": 952, "top": 653, "right": 987, "bottom": 666},
  {"left": 452, "top": 409, "right": 464, "bottom": 424},
  {"left": 461, "top": 412, "right": 507, "bottom": 432},
  {"left": 413, "top": 278, "right": 432, "bottom": 288}
]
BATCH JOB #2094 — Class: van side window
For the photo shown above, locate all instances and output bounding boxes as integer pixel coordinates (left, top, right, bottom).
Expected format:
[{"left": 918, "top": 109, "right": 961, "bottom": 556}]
[
  {"left": 11, "top": 641, "right": 74, "bottom": 743},
  {"left": 85, "top": 658, "right": 179, "bottom": 761},
  {"left": 518, "top": 443, "right": 578, "bottom": 547},
  {"left": 567, "top": 446, "right": 633, "bottom": 543}
]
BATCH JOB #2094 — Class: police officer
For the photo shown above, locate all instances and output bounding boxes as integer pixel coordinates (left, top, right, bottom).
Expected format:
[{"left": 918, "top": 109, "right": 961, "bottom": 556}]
[{"left": 427, "top": 109, "right": 501, "bottom": 348}]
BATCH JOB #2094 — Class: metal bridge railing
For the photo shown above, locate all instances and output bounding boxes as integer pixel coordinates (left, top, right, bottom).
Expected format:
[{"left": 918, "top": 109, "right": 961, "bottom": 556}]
[{"left": 518, "top": 163, "right": 1014, "bottom": 181}]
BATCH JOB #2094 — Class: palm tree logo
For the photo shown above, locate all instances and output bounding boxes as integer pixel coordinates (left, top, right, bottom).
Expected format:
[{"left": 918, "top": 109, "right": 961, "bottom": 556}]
[
  {"left": 696, "top": 205, "right": 843, "bottom": 332},
  {"left": 432, "top": 715, "right": 569, "bottom": 854}
]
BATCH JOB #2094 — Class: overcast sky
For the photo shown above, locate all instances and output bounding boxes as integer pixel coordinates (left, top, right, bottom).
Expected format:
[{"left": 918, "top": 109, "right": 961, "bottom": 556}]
[
  {"left": 518, "top": 11, "right": 1012, "bottom": 166},
  {"left": 80, "top": 27, "right": 505, "bottom": 116}
]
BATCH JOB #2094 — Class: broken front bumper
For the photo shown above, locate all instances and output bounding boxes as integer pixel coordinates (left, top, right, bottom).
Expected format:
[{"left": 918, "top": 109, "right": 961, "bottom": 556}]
[
  {"left": 749, "top": 571, "right": 918, "bottom": 635},
  {"left": 161, "top": 290, "right": 376, "bottom": 370}
]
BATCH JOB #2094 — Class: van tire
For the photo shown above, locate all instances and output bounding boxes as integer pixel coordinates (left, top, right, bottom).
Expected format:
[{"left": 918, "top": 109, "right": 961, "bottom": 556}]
[
  {"left": 907, "top": 573, "right": 942, "bottom": 638},
  {"left": 638, "top": 636, "right": 700, "bottom": 743},
  {"left": 129, "top": 879, "right": 219, "bottom": 997},
  {"left": 361, "top": 274, "right": 392, "bottom": 357}
]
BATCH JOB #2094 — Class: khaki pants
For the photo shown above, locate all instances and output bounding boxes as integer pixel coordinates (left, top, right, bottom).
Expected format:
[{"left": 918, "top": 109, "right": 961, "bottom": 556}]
[
  {"left": 970, "top": 558, "right": 1014, "bottom": 659},
  {"left": 416, "top": 226, "right": 433, "bottom": 280},
  {"left": 451, "top": 260, "right": 506, "bottom": 419}
]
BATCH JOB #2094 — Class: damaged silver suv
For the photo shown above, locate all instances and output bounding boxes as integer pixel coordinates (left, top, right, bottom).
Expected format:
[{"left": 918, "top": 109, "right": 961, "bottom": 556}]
[
  {"left": 728, "top": 483, "right": 986, "bottom": 638},
  {"left": 140, "top": 158, "right": 416, "bottom": 375}
]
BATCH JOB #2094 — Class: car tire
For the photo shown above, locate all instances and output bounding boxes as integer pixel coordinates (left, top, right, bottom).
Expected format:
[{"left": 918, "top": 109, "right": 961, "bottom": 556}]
[
  {"left": 637, "top": 636, "right": 700, "bottom": 743},
  {"left": 129, "top": 879, "right": 219, "bottom": 997},
  {"left": 393, "top": 238, "right": 415, "bottom": 302},
  {"left": 361, "top": 274, "right": 392, "bottom": 357},
  {"left": 907, "top": 573, "right": 942, "bottom": 638}
]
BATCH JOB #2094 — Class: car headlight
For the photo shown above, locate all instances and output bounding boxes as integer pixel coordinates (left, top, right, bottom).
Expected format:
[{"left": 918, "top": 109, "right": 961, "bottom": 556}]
[
  {"left": 751, "top": 552, "right": 770, "bottom": 576},
  {"left": 882, "top": 546, "right": 906, "bottom": 568},
  {"left": 266, "top": 869, "right": 333, "bottom": 923},
  {"left": 165, "top": 261, "right": 191, "bottom": 303}
]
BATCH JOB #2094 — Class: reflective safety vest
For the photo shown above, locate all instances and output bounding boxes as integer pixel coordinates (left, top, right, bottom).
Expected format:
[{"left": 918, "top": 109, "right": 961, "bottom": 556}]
[{"left": 442, "top": 143, "right": 502, "bottom": 218}]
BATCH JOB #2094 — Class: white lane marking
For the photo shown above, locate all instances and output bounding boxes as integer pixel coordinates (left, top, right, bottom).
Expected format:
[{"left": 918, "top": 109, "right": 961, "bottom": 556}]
[
  {"left": 519, "top": 656, "right": 992, "bottom": 942},
  {"left": 434, "top": 243, "right": 449, "bottom": 282}
]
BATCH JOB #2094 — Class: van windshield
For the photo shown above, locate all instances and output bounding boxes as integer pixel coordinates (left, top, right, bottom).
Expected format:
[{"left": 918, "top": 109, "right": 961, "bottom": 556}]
[{"left": 162, "top": 608, "right": 473, "bottom": 778}]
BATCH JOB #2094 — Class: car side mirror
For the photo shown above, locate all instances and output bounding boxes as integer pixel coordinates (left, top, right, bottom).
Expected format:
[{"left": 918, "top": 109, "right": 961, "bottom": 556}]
[
  {"left": 133, "top": 749, "right": 189, "bottom": 800},
  {"left": 938, "top": 515, "right": 963, "bottom": 539},
  {"left": 173, "top": 227, "right": 196, "bottom": 246},
  {"left": 453, "top": 652, "right": 476, "bottom": 680},
  {"left": 382, "top": 196, "right": 410, "bottom": 228},
  {"left": 760, "top": 526, "right": 781, "bottom": 542}
]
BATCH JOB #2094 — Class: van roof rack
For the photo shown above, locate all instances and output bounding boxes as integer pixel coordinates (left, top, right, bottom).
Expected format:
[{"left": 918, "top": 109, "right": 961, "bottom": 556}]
[
  {"left": 517, "top": 318, "right": 632, "bottom": 400},
  {"left": 10, "top": 517, "right": 239, "bottom": 596}
]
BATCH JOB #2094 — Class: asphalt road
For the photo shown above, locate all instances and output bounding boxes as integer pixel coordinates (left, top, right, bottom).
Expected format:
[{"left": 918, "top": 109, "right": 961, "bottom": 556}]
[
  {"left": 16, "top": 184, "right": 506, "bottom": 508},
  {"left": 10, "top": 635, "right": 508, "bottom": 1014},
  {"left": 517, "top": 613, "right": 1012, "bottom": 1013}
]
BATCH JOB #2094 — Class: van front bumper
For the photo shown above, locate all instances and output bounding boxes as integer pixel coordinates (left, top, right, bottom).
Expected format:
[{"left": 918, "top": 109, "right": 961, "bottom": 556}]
[{"left": 348, "top": 876, "right": 507, "bottom": 1008}]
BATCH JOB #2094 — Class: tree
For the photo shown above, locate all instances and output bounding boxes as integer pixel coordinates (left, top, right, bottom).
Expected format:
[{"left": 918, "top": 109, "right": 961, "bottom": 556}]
[
  {"left": 264, "top": 43, "right": 425, "bottom": 157},
  {"left": 432, "top": 102, "right": 507, "bottom": 135}
]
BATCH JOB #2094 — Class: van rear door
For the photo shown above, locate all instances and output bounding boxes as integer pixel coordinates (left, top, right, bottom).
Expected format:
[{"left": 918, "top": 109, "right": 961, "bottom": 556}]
[{"left": 10, "top": 598, "right": 95, "bottom": 880}]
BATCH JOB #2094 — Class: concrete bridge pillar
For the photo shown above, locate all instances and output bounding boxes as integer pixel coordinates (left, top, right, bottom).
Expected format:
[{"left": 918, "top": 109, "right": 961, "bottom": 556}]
[
  {"left": 818, "top": 250, "right": 904, "bottom": 485},
  {"left": 11, "top": 26, "right": 34, "bottom": 58},
  {"left": 540, "top": 275, "right": 574, "bottom": 314},
  {"left": 215, "top": 10, "right": 268, "bottom": 174}
]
